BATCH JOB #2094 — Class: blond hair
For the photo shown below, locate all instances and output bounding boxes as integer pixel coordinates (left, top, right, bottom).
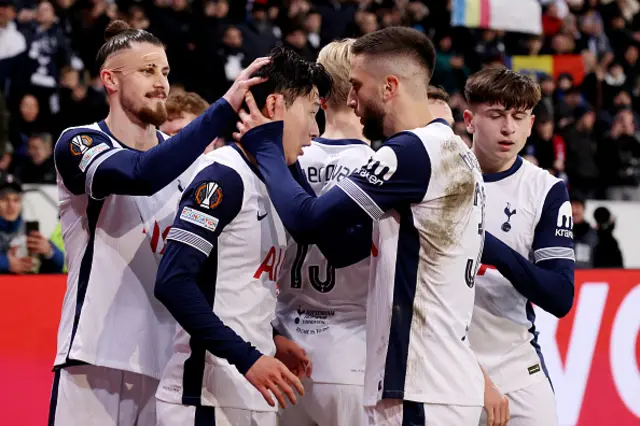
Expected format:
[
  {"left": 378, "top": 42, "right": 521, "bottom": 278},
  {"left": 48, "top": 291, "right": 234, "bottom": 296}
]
[{"left": 317, "top": 38, "right": 354, "bottom": 110}]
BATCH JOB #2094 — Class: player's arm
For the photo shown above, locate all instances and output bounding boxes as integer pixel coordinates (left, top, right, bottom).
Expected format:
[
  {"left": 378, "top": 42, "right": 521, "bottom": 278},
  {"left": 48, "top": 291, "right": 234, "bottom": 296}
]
[
  {"left": 287, "top": 159, "right": 373, "bottom": 267},
  {"left": 482, "top": 181, "right": 575, "bottom": 318},
  {"left": 154, "top": 163, "right": 263, "bottom": 373},
  {"left": 54, "top": 99, "right": 237, "bottom": 199},
  {"left": 240, "top": 117, "right": 429, "bottom": 241}
]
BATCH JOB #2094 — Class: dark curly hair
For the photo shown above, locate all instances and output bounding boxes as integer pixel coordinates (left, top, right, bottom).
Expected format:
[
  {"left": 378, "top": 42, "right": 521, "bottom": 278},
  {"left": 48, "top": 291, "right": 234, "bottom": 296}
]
[{"left": 248, "top": 47, "right": 333, "bottom": 109}]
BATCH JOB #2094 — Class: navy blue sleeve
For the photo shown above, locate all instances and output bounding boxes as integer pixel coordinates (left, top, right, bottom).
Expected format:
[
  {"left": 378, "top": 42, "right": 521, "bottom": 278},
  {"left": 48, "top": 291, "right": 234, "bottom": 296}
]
[
  {"left": 154, "top": 163, "right": 263, "bottom": 375},
  {"left": 54, "top": 99, "right": 236, "bottom": 199},
  {"left": 240, "top": 123, "right": 428, "bottom": 239},
  {"left": 0, "top": 254, "right": 8, "bottom": 272},
  {"left": 482, "top": 182, "right": 575, "bottom": 318},
  {"left": 40, "top": 243, "right": 65, "bottom": 273}
]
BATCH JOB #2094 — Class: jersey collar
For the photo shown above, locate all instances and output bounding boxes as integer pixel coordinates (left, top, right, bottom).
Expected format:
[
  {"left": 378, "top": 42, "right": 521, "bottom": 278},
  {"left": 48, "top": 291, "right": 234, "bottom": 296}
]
[
  {"left": 230, "top": 143, "right": 264, "bottom": 181},
  {"left": 483, "top": 156, "right": 523, "bottom": 182},
  {"left": 313, "top": 137, "right": 368, "bottom": 146},
  {"left": 98, "top": 120, "right": 165, "bottom": 151}
]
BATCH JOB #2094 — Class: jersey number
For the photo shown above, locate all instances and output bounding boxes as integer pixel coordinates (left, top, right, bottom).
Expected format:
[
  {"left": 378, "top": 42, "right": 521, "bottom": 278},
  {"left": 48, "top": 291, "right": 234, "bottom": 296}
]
[
  {"left": 290, "top": 244, "right": 336, "bottom": 293},
  {"left": 466, "top": 182, "right": 486, "bottom": 288}
]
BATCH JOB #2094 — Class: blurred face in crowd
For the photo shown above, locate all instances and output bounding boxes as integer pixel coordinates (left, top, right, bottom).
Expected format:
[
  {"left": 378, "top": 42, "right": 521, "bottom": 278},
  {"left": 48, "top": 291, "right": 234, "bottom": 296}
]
[
  {"left": 347, "top": 54, "right": 389, "bottom": 140},
  {"left": 285, "top": 30, "right": 307, "bottom": 49},
  {"left": 358, "top": 12, "right": 377, "bottom": 34},
  {"left": 36, "top": 1, "right": 56, "bottom": 26},
  {"left": 305, "top": 12, "right": 321, "bottom": 33},
  {"left": 20, "top": 95, "right": 39, "bottom": 122},
  {"left": 578, "top": 111, "right": 595, "bottom": 132},
  {"left": 540, "top": 78, "right": 555, "bottom": 96},
  {"left": 464, "top": 103, "right": 535, "bottom": 167},
  {"left": 0, "top": 191, "right": 21, "bottom": 222},
  {"left": 276, "top": 89, "right": 320, "bottom": 165},
  {"left": 571, "top": 200, "right": 585, "bottom": 224},
  {"left": 625, "top": 45, "right": 638, "bottom": 65},
  {"left": 103, "top": 42, "right": 170, "bottom": 127},
  {"left": 27, "top": 136, "right": 51, "bottom": 165},
  {"left": 0, "top": 4, "right": 14, "bottom": 27},
  {"left": 428, "top": 99, "right": 454, "bottom": 126},
  {"left": 535, "top": 120, "right": 554, "bottom": 140},
  {"left": 223, "top": 26, "right": 242, "bottom": 49}
]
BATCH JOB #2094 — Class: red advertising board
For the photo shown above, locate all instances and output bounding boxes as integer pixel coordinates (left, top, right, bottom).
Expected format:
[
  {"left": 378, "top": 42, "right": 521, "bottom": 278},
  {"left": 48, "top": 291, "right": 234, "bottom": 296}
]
[{"left": 0, "top": 272, "right": 638, "bottom": 425}]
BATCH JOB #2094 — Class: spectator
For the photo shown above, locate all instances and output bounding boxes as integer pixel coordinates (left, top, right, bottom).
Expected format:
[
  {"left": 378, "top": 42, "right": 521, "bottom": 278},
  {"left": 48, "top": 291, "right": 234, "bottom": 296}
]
[
  {"left": 523, "top": 113, "right": 567, "bottom": 177},
  {"left": 23, "top": 0, "right": 72, "bottom": 116},
  {"left": 9, "top": 93, "right": 48, "bottom": 155},
  {"left": 571, "top": 195, "right": 597, "bottom": 268},
  {"left": 304, "top": 9, "right": 322, "bottom": 52},
  {"left": 238, "top": 2, "right": 279, "bottom": 63},
  {"left": 597, "top": 107, "right": 640, "bottom": 200},
  {"left": 0, "top": 0, "right": 27, "bottom": 98},
  {"left": 562, "top": 104, "right": 599, "bottom": 198},
  {"left": 593, "top": 206, "right": 624, "bottom": 268},
  {"left": 12, "top": 132, "right": 56, "bottom": 183},
  {"left": 0, "top": 172, "right": 64, "bottom": 274}
]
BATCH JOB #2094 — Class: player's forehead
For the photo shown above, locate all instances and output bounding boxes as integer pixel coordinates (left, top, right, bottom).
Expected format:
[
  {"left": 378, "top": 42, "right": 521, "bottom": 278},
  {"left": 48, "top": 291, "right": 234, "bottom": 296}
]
[
  {"left": 348, "top": 54, "right": 370, "bottom": 82},
  {"left": 291, "top": 87, "right": 320, "bottom": 109},
  {"left": 107, "top": 42, "right": 169, "bottom": 72}
]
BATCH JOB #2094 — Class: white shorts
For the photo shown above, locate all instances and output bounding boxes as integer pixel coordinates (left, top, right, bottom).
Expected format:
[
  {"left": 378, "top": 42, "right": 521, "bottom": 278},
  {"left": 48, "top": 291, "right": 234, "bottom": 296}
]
[
  {"left": 156, "top": 399, "right": 277, "bottom": 426},
  {"left": 365, "top": 399, "right": 482, "bottom": 426},
  {"left": 479, "top": 380, "right": 558, "bottom": 426},
  {"left": 278, "top": 379, "right": 365, "bottom": 426},
  {"left": 48, "top": 364, "right": 158, "bottom": 426}
]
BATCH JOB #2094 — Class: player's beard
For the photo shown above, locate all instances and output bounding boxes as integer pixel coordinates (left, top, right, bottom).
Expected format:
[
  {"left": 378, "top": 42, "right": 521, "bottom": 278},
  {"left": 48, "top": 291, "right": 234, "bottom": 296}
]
[
  {"left": 122, "top": 94, "right": 168, "bottom": 128},
  {"left": 360, "top": 100, "right": 386, "bottom": 142}
]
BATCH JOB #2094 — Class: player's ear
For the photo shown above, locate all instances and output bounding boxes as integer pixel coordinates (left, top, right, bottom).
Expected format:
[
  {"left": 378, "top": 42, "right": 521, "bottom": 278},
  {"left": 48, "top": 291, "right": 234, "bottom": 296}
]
[
  {"left": 320, "top": 98, "right": 328, "bottom": 111},
  {"left": 529, "top": 114, "right": 536, "bottom": 137},
  {"left": 383, "top": 75, "right": 399, "bottom": 101},
  {"left": 264, "top": 94, "right": 277, "bottom": 119},
  {"left": 463, "top": 109, "right": 475, "bottom": 134},
  {"left": 100, "top": 69, "right": 118, "bottom": 95}
]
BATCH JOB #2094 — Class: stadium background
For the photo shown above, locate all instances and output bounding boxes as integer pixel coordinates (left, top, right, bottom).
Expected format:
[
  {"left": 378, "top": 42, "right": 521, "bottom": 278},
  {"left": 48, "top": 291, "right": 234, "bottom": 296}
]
[{"left": 0, "top": 0, "right": 639, "bottom": 424}]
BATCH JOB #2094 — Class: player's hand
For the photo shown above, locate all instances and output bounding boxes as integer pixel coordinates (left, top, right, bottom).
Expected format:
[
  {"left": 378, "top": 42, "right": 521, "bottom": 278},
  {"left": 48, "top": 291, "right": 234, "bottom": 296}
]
[
  {"left": 26, "top": 231, "right": 53, "bottom": 257},
  {"left": 8, "top": 248, "right": 33, "bottom": 274},
  {"left": 233, "top": 92, "right": 285, "bottom": 142},
  {"left": 222, "top": 57, "right": 270, "bottom": 112},
  {"left": 483, "top": 374, "right": 510, "bottom": 426},
  {"left": 274, "top": 335, "right": 312, "bottom": 378},
  {"left": 245, "top": 355, "right": 305, "bottom": 408}
]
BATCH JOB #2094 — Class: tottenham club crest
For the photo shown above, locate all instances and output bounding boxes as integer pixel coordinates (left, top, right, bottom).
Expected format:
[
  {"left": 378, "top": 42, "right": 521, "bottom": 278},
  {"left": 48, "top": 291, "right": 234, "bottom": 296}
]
[
  {"left": 69, "top": 135, "right": 93, "bottom": 156},
  {"left": 501, "top": 202, "right": 516, "bottom": 232},
  {"left": 194, "top": 181, "right": 223, "bottom": 209}
]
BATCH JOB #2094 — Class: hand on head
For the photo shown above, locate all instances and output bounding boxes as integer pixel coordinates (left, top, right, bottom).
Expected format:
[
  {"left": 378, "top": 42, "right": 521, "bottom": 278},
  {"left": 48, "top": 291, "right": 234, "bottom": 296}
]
[
  {"left": 233, "top": 91, "right": 285, "bottom": 142},
  {"left": 223, "top": 57, "right": 271, "bottom": 112}
]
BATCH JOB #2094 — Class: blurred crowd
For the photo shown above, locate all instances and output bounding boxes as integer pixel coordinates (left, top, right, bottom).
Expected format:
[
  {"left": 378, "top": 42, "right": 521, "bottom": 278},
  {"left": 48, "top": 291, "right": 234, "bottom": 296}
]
[{"left": 0, "top": 0, "right": 635, "bottom": 273}]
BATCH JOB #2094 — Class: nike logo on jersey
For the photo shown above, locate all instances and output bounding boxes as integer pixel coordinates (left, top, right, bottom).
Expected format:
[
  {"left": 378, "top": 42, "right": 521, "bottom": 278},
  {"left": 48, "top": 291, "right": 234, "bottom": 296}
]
[{"left": 257, "top": 211, "right": 268, "bottom": 221}]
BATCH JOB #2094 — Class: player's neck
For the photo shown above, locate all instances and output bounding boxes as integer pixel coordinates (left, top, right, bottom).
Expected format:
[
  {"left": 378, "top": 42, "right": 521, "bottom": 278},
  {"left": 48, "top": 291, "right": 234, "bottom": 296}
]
[
  {"left": 389, "top": 99, "right": 435, "bottom": 136},
  {"left": 104, "top": 109, "right": 158, "bottom": 152},
  {"left": 321, "top": 109, "right": 370, "bottom": 144},
  {"left": 472, "top": 144, "right": 517, "bottom": 174}
]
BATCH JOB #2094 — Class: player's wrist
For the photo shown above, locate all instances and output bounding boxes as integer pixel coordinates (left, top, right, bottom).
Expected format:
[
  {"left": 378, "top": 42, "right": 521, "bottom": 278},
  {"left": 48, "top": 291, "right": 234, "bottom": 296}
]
[
  {"left": 240, "top": 121, "right": 284, "bottom": 158},
  {"left": 236, "top": 346, "right": 264, "bottom": 376}
]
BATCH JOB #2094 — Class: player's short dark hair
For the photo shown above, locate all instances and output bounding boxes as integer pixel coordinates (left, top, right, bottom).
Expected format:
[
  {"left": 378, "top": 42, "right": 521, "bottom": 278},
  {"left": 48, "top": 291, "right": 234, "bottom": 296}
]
[
  {"left": 464, "top": 68, "right": 541, "bottom": 112},
  {"left": 351, "top": 27, "right": 436, "bottom": 80},
  {"left": 96, "top": 20, "right": 164, "bottom": 70},
  {"left": 427, "top": 85, "right": 450, "bottom": 103},
  {"left": 249, "top": 47, "right": 333, "bottom": 109}
]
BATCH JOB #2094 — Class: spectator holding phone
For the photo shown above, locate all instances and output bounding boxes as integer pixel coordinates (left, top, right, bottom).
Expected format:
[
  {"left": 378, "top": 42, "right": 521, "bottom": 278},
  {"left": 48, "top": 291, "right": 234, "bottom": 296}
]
[{"left": 0, "top": 172, "right": 64, "bottom": 274}]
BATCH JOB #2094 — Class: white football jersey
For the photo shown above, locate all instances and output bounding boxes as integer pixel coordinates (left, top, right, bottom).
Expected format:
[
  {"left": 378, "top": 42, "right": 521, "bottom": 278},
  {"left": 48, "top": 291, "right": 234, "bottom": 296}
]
[
  {"left": 53, "top": 122, "right": 197, "bottom": 379},
  {"left": 469, "top": 157, "right": 575, "bottom": 394},
  {"left": 337, "top": 121, "right": 486, "bottom": 408},
  {"left": 156, "top": 145, "right": 288, "bottom": 411},
  {"left": 275, "top": 137, "right": 374, "bottom": 385}
]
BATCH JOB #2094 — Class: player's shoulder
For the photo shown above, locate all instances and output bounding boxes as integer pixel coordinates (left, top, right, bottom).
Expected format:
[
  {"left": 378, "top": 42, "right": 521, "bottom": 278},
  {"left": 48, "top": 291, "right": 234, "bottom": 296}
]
[{"left": 519, "top": 157, "right": 566, "bottom": 196}]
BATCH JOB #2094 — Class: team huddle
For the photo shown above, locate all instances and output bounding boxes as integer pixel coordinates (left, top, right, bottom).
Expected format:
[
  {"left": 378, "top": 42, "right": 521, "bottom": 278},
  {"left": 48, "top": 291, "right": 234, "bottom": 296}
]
[{"left": 48, "top": 19, "right": 575, "bottom": 426}]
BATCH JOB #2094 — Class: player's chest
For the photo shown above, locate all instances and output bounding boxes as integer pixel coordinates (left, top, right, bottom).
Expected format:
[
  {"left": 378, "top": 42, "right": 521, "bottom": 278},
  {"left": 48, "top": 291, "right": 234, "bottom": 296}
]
[
  {"left": 228, "top": 183, "right": 287, "bottom": 250},
  {"left": 484, "top": 184, "right": 538, "bottom": 257}
]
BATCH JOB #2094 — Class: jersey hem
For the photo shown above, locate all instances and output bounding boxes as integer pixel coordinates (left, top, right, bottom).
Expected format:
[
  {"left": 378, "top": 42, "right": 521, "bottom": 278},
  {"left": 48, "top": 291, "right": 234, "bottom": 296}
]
[{"left": 54, "top": 354, "right": 163, "bottom": 381}]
